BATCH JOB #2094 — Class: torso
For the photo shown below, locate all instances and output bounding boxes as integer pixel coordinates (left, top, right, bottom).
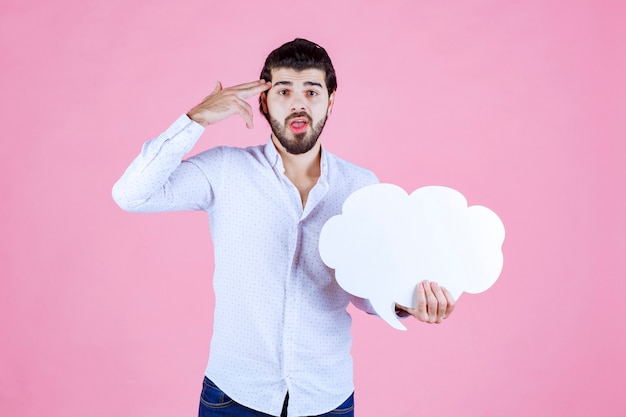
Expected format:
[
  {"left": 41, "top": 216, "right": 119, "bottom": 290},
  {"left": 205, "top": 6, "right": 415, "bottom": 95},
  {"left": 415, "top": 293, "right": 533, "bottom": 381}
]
[{"left": 289, "top": 174, "right": 320, "bottom": 208}]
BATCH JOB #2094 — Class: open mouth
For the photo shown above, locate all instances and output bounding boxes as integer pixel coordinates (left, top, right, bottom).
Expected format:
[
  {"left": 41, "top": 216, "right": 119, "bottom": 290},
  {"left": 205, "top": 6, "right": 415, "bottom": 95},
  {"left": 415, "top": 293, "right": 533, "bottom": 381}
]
[{"left": 288, "top": 116, "right": 310, "bottom": 134}]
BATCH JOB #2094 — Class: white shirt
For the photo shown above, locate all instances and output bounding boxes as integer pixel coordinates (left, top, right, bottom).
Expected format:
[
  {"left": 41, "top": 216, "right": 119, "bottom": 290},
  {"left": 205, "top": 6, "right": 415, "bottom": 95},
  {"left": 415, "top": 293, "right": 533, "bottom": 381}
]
[{"left": 112, "top": 114, "right": 378, "bottom": 416}]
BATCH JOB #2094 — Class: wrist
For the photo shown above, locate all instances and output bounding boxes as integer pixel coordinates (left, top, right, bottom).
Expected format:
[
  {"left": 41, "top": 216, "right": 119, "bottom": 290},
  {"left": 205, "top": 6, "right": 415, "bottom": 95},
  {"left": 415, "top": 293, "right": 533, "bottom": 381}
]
[
  {"left": 186, "top": 110, "right": 209, "bottom": 127},
  {"left": 395, "top": 306, "right": 411, "bottom": 318}
]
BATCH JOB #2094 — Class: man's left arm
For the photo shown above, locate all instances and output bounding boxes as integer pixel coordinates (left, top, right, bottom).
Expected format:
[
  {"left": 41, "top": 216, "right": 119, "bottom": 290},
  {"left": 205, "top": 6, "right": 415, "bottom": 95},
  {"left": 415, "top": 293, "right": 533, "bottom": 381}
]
[{"left": 350, "top": 296, "right": 378, "bottom": 315}]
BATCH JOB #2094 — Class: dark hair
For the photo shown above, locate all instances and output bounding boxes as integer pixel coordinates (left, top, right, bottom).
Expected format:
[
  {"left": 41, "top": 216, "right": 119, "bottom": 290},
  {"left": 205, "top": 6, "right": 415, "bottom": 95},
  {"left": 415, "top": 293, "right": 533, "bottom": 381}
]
[{"left": 259, "top": 38, "right": 337, "bottom": 119}]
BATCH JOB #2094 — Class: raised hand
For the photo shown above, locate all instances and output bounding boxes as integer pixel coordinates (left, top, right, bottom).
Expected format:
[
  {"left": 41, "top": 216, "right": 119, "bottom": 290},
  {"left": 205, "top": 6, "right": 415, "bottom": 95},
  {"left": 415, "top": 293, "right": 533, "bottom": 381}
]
[{"left": 187, "top": 80, "right": 272, "bottom": 128}]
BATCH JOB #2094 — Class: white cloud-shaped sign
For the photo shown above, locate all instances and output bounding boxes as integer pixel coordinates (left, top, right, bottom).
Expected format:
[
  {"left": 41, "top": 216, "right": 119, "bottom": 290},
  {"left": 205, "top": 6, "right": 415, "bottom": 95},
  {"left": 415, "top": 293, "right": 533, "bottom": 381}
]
[{"left": 319, "top": 184, "right": 505, "bottom": 331}]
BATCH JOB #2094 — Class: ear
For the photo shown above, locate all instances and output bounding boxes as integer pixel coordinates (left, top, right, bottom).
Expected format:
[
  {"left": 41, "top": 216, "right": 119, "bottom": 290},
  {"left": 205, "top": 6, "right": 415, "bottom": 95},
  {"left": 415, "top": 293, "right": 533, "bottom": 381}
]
[
  {"left": 327, "top": 92, "right": 336, "bottom": 117},
  {"left": 260, "top": 91, "right": 268, "bottom": 114}
]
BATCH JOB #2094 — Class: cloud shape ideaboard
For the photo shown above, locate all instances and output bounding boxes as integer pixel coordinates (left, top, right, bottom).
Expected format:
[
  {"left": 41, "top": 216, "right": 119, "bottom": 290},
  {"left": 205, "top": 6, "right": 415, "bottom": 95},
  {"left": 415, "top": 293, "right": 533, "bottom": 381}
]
[{"left": 319, "top": 184, "right": 505, "bottom": 331}]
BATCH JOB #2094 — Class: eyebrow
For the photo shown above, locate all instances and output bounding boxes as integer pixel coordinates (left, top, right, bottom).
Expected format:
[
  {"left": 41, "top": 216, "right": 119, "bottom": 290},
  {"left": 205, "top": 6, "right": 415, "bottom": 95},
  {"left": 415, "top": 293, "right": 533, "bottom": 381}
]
[{"left": 273, "top": 81, "right": 323, "bottom": 88}]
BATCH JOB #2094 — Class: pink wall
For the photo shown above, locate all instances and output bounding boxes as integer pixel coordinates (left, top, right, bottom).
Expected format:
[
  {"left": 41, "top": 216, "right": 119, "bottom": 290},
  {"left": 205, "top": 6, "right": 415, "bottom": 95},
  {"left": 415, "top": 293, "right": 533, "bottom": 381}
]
[{"left": 2, "top": 1, "right": 625, "bottom": 416}]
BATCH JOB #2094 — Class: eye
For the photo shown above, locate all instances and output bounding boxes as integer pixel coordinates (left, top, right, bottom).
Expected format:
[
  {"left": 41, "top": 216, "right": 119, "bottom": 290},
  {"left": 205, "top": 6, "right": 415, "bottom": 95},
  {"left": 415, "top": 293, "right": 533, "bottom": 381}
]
[
  {"left": 307, "top": 90, "right": 319, "bottom": 96},
  {"left": 278, "top": 89, "right": 289, "bottom": 96}
]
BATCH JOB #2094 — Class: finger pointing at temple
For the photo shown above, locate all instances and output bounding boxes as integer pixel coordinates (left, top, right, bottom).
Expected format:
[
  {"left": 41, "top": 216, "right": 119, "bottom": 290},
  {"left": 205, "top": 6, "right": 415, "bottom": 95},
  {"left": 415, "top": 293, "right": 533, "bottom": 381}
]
[{"left": 187, "top": 80, "right": 272, "bottom": 128}]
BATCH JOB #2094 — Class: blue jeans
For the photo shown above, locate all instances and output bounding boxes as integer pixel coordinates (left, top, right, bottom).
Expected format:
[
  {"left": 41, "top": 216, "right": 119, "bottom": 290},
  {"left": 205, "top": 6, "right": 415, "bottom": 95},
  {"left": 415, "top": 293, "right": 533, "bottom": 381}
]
[{"left": 198, "top": 377, "right": 354, "bottom": 417}]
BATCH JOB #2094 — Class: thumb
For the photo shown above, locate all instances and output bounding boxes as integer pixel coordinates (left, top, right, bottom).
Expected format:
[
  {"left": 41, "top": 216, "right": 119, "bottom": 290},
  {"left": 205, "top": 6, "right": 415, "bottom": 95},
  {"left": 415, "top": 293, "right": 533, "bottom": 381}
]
[{"left": 212, "top": 81, "right": 222, "bottom": 93}]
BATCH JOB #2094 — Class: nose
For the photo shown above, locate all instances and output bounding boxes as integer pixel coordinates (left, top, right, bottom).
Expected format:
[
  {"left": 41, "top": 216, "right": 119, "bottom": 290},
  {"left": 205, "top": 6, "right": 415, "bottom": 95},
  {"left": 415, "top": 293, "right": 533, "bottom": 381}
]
[{"left": 290, "top": 93, "right": 307, "bottom": 113}]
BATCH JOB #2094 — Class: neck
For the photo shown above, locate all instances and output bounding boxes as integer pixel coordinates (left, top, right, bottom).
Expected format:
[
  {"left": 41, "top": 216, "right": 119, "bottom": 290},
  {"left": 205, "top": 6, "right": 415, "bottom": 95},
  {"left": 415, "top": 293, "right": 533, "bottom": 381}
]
[{"left": 271, "top": 135, "right": 322, "bottom": 179}]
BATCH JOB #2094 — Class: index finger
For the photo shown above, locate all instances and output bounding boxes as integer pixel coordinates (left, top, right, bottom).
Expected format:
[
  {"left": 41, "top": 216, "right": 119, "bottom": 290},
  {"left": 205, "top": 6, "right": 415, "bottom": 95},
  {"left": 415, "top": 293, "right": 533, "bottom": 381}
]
[
  {"left": 228, "top": 80, "right": 272, "bottom": 98},
  {"left": 415, "top": 281, "right": 428, "bottom": 321}
]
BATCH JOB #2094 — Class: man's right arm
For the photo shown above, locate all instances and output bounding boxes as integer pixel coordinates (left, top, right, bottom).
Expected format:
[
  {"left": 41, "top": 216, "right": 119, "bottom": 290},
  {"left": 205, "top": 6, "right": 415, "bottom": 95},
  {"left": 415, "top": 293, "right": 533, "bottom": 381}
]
[
  {"left": 112, "top": 79, "right": 272, "bottom": 213},
  {"left": 111, "top": 114, "right": 209, "bottom": 212}
]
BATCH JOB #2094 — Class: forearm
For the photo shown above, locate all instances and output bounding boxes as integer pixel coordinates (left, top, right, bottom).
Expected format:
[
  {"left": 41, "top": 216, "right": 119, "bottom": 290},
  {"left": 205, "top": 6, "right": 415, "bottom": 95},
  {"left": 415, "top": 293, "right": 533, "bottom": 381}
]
[{"left": 112, "top": 114, "right": 206, "bottom": 212}]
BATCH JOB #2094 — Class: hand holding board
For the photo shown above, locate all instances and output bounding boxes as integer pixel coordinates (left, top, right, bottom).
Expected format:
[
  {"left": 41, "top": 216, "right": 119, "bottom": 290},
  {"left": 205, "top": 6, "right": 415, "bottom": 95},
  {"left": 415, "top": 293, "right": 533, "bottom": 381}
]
[{"left": 319, "top": 184, "right": 505, "bottom": 330}]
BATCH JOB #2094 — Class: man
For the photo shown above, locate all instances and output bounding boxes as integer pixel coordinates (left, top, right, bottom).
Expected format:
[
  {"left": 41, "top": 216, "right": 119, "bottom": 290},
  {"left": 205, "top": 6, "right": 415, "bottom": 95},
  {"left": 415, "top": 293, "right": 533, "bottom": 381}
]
[{"left": 113, "top": 38, "right": 455, "bottom": 417}]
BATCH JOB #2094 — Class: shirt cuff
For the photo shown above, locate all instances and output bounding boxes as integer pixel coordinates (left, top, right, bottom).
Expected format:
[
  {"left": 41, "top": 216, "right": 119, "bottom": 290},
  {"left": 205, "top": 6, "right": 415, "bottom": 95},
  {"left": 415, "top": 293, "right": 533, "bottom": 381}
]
[{"left": 159, "top": 113, "right": 206, "bottom": 154}]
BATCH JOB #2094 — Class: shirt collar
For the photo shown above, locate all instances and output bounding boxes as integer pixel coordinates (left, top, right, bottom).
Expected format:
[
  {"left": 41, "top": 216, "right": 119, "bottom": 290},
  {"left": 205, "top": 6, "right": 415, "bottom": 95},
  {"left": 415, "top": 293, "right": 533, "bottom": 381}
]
[
  {"left": 263, "top": 137, "right": 329, "bottom": 180},
  {"left": 263, "top": 137, "right": 283, "bottom": 172}
]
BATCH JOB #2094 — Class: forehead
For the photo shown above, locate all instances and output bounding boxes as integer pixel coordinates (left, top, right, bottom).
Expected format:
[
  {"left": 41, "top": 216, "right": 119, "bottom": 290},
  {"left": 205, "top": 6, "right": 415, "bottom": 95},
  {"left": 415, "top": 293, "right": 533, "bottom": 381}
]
[{"left": 270, "top": 67, "right": 327, "bottom": 88}]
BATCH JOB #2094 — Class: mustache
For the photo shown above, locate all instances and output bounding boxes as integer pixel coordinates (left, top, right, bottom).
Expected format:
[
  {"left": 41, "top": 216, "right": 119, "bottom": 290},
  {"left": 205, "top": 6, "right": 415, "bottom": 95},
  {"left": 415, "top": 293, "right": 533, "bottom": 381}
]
[{"left": 286, "top": 112, "right": 312, "bottom": 124}]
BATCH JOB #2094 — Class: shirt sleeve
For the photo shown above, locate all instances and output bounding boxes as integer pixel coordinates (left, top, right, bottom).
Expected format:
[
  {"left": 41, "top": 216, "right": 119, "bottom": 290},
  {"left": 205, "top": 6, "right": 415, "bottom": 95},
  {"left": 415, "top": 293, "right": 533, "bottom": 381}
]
[
  {"left": 112, "top": 114, "right": 213, "bottom": 213},
  {"left": 349, "top": 296, "right": 378, "bottom": 315}
]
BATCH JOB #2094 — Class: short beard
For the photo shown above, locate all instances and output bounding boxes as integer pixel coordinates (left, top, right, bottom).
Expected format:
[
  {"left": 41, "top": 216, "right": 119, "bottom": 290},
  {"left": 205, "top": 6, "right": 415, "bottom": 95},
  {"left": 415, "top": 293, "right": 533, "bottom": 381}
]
[{"left": 269, "top": 112, "right": 328, "bottom": 155}]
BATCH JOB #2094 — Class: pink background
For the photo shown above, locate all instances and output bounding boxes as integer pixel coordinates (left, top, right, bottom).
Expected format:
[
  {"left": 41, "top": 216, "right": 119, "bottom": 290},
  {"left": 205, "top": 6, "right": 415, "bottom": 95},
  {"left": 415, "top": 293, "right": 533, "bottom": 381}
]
[{"left": 2, "top": 1, "right": 625, "bottom": 416}]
